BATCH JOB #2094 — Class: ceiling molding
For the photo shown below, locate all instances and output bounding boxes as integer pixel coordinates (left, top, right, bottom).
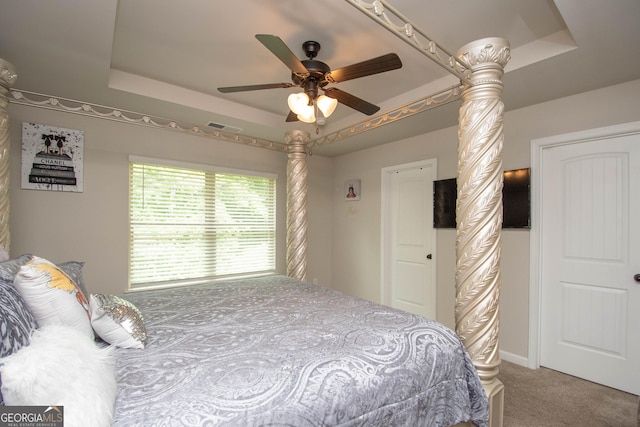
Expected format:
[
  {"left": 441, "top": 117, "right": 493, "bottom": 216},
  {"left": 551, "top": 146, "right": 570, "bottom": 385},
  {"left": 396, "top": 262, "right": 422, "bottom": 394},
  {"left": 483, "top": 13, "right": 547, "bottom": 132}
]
[
  {"left": 9, "top": 84, "right": 464, "bottom": 156},
  {"left": 8, "top": 89, "right": 289, "bottom": 153},
  {"left": 342, "top": 0, "right": 471, "bottom": 83},
  {"left": 307, "top": 84, "right": 463, "bottom": 152}
]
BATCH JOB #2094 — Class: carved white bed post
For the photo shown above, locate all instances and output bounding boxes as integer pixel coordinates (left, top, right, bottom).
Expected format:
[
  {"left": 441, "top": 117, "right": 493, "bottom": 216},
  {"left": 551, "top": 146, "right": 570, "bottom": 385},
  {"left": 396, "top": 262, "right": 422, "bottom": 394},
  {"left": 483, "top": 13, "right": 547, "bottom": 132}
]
[
  {"left": 0, "top": 59, "right": 17, "bottom": 253},
  {"left": 454, "top": 38, "right": 510, "bottom": 427},
  {"left": 285, "top": 130, "right": 310, "bottom": 281}
]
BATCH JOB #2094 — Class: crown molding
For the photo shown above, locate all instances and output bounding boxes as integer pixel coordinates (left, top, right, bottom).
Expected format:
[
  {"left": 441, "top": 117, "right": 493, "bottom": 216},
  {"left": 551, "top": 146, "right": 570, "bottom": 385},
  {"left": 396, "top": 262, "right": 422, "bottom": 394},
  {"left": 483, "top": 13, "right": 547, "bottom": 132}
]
[
  {"left": 9, "top": 87, "right": 463, "bottom": 156},
  {"left": 307, "top": 84, "right": 463, "bottom": 152},
  {"left": 8, "top": 89, "right": 289, "bottom": 153},
  {"left": 343, "top": 0, "right": 471, "bottom": 83}
]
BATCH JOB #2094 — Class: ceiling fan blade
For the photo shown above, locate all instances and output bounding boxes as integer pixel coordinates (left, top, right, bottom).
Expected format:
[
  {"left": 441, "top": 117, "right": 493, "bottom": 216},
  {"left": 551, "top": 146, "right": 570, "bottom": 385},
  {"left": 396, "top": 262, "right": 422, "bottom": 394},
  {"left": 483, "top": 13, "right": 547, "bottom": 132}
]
[
  {"left": 255, "top": 34, "right": 309, "bottom": 75},
  {"left": 285, "top": 110, "right": 299, "bottom": 122},
  {"left": 328, "top": 53, "right": 402, "bottom": 83},
  {"left": 324, "top": 87, "right": 380, "bottom": 115},
  {"left": 218, "top": 82, "right": 294, "bottom": 93}
]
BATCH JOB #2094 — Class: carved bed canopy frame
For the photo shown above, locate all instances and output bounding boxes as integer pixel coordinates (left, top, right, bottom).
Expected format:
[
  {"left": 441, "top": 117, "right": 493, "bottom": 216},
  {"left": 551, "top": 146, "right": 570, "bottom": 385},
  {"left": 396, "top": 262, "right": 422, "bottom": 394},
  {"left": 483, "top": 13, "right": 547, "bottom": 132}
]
[{"left": 0, "top": 1, "right": 509, "bottom": 425}]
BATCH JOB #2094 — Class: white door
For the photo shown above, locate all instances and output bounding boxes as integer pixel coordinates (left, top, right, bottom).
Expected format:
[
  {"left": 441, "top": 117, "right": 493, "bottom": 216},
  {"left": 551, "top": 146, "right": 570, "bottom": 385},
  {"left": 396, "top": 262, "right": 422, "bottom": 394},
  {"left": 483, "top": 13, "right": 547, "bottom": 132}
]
[
  {"left": 381, "top": 160, "right": 436, "bottom": 319},
  {"left": 540, "top": 130, "right": 640, "bottom": 394}
]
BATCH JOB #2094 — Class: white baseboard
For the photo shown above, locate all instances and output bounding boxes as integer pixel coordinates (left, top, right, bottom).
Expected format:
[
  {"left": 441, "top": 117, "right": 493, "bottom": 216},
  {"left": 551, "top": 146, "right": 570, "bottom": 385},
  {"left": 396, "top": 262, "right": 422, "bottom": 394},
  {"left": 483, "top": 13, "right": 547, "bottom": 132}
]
[{"left": 500, "top": 350, "right": 529, "bottom": 367}]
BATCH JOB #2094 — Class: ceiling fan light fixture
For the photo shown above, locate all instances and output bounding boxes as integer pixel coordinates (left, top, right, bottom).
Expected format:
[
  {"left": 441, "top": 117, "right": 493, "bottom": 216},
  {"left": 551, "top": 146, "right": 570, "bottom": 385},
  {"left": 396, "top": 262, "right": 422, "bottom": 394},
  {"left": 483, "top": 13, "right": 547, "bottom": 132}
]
[
  {"left": 317, "top": 95, "right": 338, "bottom": 118},
  {"left": 288, "top": 92, "right": 310, "bottom": 116},
  {"left": 219, "top": 35, "right": 402, "bottom": 123}
]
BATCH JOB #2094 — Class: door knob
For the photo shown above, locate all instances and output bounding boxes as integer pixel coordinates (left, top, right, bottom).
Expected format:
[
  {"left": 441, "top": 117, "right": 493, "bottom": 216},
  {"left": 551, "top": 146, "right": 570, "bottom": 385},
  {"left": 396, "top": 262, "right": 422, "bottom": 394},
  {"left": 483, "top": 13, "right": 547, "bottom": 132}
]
[
  {"left": 635, "top": 274, "right": 640, "bottom": 283},
  {"left": 426, "top": 254, "right": 432, "bottom": 260}
]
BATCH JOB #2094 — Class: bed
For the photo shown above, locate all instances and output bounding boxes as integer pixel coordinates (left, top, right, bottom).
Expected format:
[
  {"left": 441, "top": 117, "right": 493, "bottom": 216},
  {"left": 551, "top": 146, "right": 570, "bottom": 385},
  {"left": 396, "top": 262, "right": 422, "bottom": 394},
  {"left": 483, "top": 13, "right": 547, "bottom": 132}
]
[
  {"left": 112, "top": 275, "right": 488, "bottom": 426},
  {"left": 0, "top": 255, "right": 487, "bottom": 426}
]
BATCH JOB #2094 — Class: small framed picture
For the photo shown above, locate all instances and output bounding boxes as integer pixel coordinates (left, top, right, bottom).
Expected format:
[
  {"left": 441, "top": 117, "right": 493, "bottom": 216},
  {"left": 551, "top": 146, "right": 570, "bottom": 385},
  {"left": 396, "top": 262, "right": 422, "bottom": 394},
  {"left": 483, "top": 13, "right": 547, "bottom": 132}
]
[{"left": 344, "top": 179, "right": 361, "bottom": 201}]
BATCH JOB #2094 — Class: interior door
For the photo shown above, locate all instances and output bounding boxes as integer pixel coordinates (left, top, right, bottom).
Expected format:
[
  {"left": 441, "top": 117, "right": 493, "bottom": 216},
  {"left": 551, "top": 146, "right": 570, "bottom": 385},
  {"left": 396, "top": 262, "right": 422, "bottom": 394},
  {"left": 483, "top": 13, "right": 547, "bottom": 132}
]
[
  {"left": 540, "top": 132, "right": 640, "bottom": 395},
  {"left": 385, "top": 163, "right": 436, "bottom": 319}
]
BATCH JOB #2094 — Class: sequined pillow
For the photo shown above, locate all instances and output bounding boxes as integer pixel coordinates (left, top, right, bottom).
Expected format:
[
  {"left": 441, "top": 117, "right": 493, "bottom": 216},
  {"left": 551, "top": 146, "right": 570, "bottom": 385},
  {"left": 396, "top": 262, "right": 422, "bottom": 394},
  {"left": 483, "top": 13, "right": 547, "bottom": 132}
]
[
  {"left": 13, "top": 256, "right": 93, "bottom": 339},
  {"left": 89, "top": 294, "right": 147, "bottom": 349}
]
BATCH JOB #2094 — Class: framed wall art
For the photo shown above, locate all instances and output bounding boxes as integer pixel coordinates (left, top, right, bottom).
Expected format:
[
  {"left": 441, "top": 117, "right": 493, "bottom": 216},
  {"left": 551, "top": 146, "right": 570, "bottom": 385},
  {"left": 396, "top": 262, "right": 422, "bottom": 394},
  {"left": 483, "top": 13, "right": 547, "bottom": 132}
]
[
  {"left": 21, "top": 122, "right": 84, "bottom": 192},
  {"left": 344, "top": 179, "right": 361, "bottom": 201}
]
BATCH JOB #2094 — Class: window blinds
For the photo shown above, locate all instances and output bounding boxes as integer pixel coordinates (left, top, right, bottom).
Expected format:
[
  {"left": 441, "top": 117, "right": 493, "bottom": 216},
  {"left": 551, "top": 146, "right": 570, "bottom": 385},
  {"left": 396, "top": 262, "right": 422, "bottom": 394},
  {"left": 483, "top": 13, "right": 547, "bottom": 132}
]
[{"left": 129, "top": 161, "right": 276, "bottom": 289}]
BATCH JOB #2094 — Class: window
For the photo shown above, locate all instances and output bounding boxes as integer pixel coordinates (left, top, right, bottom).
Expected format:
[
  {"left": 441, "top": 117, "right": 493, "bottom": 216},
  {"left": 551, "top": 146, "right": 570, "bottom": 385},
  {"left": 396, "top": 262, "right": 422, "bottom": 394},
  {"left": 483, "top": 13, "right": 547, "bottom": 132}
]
[{"left": 129, "top": 157, "right": 276, "bottom": 290}]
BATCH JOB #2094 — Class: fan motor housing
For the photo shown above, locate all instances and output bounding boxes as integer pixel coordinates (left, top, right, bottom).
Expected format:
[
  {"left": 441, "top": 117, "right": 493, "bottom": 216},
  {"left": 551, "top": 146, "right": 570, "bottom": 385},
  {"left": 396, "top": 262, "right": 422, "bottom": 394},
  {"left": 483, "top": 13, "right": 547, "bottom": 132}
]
[{"left": 292, "top": 60, "right": 330, "bottom": 86}]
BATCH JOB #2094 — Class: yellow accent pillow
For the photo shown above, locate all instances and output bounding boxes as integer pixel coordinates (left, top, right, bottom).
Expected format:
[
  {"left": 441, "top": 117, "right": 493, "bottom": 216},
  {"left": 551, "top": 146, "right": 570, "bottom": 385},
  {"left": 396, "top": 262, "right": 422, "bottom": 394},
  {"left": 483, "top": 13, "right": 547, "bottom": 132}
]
[{"left": 13, "top": 256, "right": 93, "bottom": 339}]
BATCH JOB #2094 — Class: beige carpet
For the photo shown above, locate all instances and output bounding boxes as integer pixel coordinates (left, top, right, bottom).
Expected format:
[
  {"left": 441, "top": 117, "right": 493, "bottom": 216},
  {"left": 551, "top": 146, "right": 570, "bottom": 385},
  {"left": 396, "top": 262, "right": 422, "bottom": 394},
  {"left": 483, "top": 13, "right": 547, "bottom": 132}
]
[{"left": 498, "top": 361, "right": 639, "bottom": 426}]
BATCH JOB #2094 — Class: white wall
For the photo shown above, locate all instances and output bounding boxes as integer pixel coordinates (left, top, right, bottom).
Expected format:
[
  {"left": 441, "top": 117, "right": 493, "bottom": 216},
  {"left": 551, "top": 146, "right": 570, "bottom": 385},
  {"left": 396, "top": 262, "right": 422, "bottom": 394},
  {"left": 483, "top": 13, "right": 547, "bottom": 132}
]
[
  {"left": 7, "top": 104, "right": 334, "bottom": 294},
  {"left": 305, "top": 153, "right": 334, "bottom": 286},
  {"left": 330, "top": 79, "right": 640, "bottom": 361}
]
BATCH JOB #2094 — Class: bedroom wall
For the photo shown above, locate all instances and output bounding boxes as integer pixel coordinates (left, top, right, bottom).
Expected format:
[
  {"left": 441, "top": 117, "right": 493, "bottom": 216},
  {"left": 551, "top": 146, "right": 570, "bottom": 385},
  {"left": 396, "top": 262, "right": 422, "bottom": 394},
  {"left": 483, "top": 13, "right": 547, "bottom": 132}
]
[
  {"left": 6, "top": 104, "right": 334, "bottom": 295},
  {"left": 330, "top": 78, "right": 640, "bottom": 363}
]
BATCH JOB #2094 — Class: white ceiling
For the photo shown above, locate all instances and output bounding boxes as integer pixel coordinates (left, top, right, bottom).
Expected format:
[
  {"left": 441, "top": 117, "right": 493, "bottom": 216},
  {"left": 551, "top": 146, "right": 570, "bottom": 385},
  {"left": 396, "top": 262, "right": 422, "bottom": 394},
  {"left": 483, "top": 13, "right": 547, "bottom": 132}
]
[{"left": 1, "top": 0, "right": 639, "bottom": 156}]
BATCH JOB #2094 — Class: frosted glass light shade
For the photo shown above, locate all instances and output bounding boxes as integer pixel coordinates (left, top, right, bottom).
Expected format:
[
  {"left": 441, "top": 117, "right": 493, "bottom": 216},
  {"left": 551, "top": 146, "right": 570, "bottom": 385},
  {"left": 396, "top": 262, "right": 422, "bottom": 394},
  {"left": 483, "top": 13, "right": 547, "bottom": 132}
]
[
  {"left": 317, "top": 95, "right": 338, "bottom": 117},
  {"left": 288, "top": 92, "right": 310, "bottom": 115},
  {"left": 296, "top": 105, "right": 315, "bottom": 123}
]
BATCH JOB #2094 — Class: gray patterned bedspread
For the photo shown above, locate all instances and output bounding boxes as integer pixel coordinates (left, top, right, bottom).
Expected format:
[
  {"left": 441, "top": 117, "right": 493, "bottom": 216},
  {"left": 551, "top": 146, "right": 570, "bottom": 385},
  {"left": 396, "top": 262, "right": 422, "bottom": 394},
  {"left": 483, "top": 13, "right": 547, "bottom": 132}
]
[{"left": 112, "top": 275, "right": 488, "bottom": 426}]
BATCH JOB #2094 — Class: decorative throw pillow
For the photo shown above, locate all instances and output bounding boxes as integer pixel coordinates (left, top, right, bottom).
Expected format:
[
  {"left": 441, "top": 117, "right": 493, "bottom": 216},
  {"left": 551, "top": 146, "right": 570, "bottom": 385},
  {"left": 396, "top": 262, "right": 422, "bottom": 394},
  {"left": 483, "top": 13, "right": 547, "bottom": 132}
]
[
  {"left": 0, "top": 324, "right": 116, "bottom": 427},
  {"left": 0, "top": 254, "right": 32, "bottom": 282},
  {"left": 0, "top": 278, "right": 40, "bottom": 406},
  {"left": 90, "top": 294, "right": 147, "bottom": 349},
  {"left": 13, "top": 256, "right": 93, "bottom": 339},
  {"left": 0, "top": 279, "right": 39, "bottom": 358},
  {"left": 57, "top": 260, "right": 90, "bottom": 298}
]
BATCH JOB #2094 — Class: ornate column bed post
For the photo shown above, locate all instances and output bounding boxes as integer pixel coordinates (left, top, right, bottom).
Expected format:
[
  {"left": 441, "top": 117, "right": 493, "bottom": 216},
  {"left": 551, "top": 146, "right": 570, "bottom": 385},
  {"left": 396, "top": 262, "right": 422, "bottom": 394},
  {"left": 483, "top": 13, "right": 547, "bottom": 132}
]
[
  {"left": 0, "top": 59, "right": 18, "bottom": 253},
  {"left": 454, "top": 38, "right": 510, "bottom": 427},
  {"left": 285, "top": 130, "right": 310, "bottom": 281}
]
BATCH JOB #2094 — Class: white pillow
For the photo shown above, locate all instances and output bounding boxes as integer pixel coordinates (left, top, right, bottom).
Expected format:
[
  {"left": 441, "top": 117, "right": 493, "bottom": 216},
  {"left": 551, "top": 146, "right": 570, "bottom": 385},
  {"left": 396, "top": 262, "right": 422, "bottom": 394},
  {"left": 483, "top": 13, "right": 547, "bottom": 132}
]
[
  {"left": 90, "top": 294, "right": 147, "bottom": 349},
  {"left": 0, "top": 324, "right": 116, "bottom": 427},
  {"left": 13, "top": 256, "right": 93, "bottom": 339}
]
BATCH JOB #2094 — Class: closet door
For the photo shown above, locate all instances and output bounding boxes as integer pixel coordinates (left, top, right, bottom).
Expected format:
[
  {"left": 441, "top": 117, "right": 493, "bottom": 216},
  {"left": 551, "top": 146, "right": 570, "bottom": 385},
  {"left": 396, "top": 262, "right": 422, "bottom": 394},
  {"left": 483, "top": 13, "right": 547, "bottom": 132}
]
[
  {"left": 381, "top": 160, "right": 437, "bottom": 320},
  {"left": 540, "top": 128, "right": 640, "bottom": 395}
]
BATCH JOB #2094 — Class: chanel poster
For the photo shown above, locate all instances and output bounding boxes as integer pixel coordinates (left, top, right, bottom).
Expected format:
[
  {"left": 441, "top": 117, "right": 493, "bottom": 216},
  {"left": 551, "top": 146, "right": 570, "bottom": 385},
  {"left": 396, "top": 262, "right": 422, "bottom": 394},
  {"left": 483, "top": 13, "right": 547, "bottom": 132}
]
[{"left": 21, "top": 122, "right": 84, "bottom": 192}]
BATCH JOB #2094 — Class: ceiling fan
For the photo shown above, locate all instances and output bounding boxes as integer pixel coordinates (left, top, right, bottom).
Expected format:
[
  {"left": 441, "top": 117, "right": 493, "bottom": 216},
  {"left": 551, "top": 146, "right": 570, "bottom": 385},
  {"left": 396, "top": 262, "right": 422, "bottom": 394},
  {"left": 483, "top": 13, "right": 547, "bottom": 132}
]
[{"left": 217, "top": 34, "right": 403, "bottom": 123}]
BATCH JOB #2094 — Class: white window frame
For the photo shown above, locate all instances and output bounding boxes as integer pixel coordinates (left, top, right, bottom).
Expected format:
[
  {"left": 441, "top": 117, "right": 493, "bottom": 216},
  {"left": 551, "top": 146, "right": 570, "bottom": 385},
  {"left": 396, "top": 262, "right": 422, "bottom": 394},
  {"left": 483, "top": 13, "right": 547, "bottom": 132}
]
[{"left": 128, "top": 155, "right": 277, "bottom": 291}]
